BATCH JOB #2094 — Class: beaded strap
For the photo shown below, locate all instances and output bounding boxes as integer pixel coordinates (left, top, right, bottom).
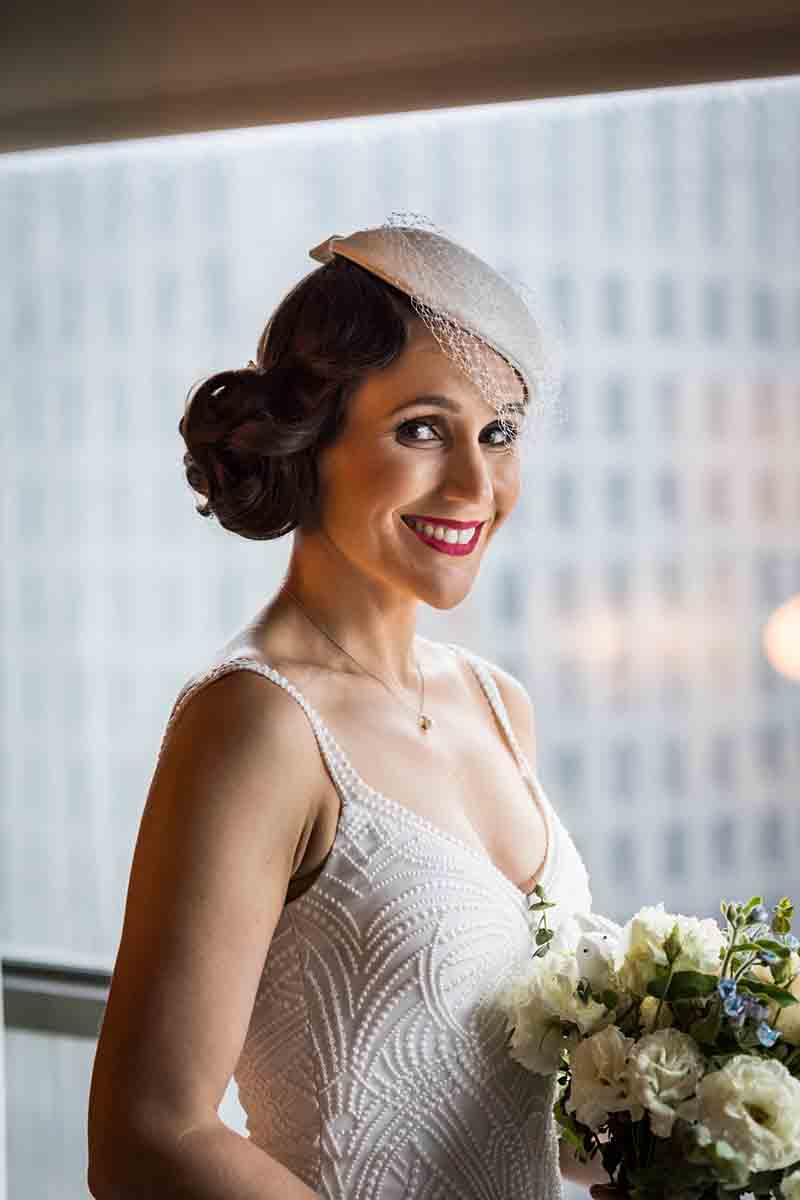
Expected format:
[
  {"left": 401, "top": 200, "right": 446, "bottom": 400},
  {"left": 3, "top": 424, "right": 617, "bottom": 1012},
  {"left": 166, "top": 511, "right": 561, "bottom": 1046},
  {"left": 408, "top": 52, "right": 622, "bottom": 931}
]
[
  {"left": 156, "top": 656, "right": 354, "bottom": 806},
  {"left": 446, "top": 642, "right": 532, "bottom": 780}
]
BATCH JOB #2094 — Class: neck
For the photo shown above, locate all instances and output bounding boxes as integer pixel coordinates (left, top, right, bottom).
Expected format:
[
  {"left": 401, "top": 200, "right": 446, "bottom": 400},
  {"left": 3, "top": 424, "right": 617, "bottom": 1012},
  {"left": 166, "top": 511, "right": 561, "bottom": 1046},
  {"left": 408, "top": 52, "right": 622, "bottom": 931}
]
[{"left": 270, "top": 532, "right": 423, "bottom": 688}]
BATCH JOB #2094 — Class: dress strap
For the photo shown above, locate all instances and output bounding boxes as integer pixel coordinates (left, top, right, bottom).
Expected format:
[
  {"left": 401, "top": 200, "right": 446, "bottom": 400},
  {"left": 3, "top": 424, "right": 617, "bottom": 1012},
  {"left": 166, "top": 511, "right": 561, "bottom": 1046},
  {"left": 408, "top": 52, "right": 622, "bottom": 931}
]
[
  {"left": 446, "top": 642, "right": 534, "bottom": 781},
  {"left": 156, "top": 655, "right": 354, "bottom": 806}
]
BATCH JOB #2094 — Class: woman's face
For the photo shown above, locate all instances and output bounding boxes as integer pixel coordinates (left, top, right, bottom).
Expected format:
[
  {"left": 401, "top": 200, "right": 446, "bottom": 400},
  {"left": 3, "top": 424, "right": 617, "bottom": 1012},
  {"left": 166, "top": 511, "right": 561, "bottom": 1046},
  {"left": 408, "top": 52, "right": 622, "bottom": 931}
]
[{"left": 312, "top": 322, "right": 526, "bottom": 610}]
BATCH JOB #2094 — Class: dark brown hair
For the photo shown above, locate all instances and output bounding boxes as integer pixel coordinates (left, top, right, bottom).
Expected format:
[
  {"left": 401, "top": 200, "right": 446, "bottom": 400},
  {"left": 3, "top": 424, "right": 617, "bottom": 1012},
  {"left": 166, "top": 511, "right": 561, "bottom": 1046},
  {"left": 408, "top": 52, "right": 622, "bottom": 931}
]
[{"left": 179, "top": 257, "right": 421, "bottom": 540}]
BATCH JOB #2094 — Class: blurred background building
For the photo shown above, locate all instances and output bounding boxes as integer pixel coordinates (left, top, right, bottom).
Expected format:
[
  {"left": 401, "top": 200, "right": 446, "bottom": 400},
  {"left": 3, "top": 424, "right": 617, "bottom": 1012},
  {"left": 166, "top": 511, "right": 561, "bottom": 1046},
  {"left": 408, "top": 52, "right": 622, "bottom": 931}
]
[{"left": 2, "top": 72, "right": 799, "bottom": 1197}]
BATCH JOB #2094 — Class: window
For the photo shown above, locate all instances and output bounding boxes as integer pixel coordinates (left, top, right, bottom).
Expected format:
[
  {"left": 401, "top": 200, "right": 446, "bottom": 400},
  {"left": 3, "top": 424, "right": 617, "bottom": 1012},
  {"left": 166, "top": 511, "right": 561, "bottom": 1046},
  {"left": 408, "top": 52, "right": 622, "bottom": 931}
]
[
  {"left": 606, "top": 470, "right": 631, "bottom": 527},
  {"left": 710, "top": 812, "right": 736, "bottom": 871},
  {"left": 703, "top": 278, "right": 729, "bottom": 341},
  {"left": 663, "top": 821, "right": 688, "bottom": 879},
  {"left": 604, "top": 375, "right": 629, "bottom": 435},
  {"left": 5, "top": 77, "right": 799, "bottom": 1196},
  {"left": 610, "top": 739, "right": 639, "bottom": 802},
  {"left": 653, "top": 274, "right": 680, "bottom": 337},
  {"left": 602, "top": 273, "right": 627, "bottom": 337}
]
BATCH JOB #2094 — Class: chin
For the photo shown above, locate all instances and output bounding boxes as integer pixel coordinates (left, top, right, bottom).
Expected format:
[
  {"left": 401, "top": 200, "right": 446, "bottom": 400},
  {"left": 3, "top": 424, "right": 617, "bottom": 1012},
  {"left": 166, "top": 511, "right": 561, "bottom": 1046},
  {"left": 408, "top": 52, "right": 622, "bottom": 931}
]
[{"left": 415, "top": 578, "right": 477, "bottom": 612}]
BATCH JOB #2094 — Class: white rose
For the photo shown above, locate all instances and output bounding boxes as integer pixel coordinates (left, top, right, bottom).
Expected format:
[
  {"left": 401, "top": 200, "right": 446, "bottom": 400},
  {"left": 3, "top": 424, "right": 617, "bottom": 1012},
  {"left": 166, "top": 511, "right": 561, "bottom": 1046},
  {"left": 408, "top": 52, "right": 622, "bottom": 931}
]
[
  {"left": 626, "top": 1028, "right": 705, "bottom": 1138},
  {"left": 566, "top": 1025, "right": 645, "bottom": 1131},
  {"left": 538, "top": 949, "right": 614, "bottom": 1037},
  {"left": 497, "top": 948, "right": 612, "bottom": 1075},
  {"left": 696, "top": 1056, "right": 800, "bottom": 1172},
  {"left": 781, "top": 1168, "right": 800, "bottom": 1200},
  {"left": 614, "top": 903, "right": 725, "bottom": 995},
  {"left": 495, "top": 953, "right": 579, "bottom": 1075}
]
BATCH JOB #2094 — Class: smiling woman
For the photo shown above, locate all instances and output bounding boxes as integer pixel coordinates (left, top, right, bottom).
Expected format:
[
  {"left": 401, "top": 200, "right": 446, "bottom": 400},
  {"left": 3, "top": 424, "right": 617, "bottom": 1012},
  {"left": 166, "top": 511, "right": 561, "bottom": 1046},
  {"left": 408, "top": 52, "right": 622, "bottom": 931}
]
[{"left": 88, "top": 216, "right": 593, "bottom": 1200}]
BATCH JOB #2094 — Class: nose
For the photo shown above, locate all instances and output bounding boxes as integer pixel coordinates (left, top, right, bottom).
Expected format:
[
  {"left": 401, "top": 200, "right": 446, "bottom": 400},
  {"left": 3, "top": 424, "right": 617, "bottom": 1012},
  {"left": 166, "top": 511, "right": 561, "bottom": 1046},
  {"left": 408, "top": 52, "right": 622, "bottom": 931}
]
[{"left": 439, "top": 439, "right": 496, "bottom": 510}]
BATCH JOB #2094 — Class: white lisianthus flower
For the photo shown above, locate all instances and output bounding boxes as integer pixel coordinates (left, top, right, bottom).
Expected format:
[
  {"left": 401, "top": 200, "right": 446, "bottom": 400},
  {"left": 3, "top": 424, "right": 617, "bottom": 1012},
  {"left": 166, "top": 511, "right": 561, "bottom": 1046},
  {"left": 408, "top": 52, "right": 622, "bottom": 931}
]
[
  {"left": 696, "top": 1056, "right": 800, "bottom": 1171},
  {"left": 626, "top": 1028, "right": 705, "bottom": 1138},
  {"left": 613, "top": 903, "right": 725, "bottom": 995},
  {"left": 495, "top": 946, "right": 613, "bottom": 1075},
  {"left": 781, "top": 1168, "right": 800, "bottom": 1200},
  {"left": 493, "top": 953, "right": 579, "bottom": 1075},
  {"left": 566, "top": 1025, "right": 644, "bottom": 1131}
]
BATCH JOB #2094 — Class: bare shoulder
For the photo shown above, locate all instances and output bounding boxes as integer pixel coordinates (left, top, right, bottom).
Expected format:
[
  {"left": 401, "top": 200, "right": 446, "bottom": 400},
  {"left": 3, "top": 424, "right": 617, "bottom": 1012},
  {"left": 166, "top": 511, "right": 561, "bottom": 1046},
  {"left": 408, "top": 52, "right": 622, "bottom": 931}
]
[
  {"left": 153, "top": 659, "right": 326, "bottom": 861},
  {"left": 162, "top": 658, "right": 324, "bottom": 770}
]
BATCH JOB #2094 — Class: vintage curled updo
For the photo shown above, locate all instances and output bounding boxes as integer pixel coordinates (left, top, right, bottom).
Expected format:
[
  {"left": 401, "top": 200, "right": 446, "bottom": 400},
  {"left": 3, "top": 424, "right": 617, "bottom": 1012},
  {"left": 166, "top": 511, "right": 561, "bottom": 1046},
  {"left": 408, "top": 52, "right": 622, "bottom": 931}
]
[{"left": 179, "top": 257, "right": 420, "bottom": 540}]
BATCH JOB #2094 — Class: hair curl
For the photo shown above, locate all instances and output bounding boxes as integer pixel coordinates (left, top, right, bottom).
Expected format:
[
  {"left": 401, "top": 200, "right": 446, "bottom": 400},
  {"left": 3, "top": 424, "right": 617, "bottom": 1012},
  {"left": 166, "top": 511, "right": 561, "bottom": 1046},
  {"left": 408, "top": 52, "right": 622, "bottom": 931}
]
[{"left": 179, "top": 257, "right": 425, "bottom": 540}]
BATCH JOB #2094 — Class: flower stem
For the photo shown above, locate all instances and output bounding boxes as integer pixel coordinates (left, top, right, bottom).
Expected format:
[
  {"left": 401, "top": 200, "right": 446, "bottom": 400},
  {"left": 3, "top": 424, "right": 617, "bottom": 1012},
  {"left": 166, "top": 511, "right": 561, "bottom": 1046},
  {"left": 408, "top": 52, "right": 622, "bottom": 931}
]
[
  {"left": 652, "top": 958, "right": 677, "bottom": 1030},
  {"left": 732, "top": 952, "right": 760, "bottom": 982}
]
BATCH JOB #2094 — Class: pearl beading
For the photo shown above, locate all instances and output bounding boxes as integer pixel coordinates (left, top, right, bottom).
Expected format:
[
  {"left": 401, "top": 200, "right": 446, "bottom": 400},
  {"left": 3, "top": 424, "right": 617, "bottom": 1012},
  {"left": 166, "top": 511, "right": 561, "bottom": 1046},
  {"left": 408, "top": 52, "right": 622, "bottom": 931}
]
[{"left": 158, "top": 644, "right": 593, "bottom": 1198}]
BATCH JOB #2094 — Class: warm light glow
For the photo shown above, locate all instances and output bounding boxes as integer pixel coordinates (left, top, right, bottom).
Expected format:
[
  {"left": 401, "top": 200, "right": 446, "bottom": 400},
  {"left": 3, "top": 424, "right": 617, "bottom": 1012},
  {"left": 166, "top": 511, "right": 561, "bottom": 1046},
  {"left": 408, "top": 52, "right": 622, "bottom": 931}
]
[{"left": 763, "top": 594, "right": 800, "bottom": 682}]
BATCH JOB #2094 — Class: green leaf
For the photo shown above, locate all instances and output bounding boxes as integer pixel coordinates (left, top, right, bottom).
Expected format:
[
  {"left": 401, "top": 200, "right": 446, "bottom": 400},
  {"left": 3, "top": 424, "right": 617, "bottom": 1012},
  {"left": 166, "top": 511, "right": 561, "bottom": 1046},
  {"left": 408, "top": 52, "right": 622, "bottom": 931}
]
[
  {"left": 754, "top": 938, "right": 791, "bottom": 957},
  {"left": 646, "top": 970, "right": 719, "bottom": 1000},
  {"left": 552, "top": 1097, "right": 594, "bottom": 1162},
  {"left": 664, "top": 922, "right": 683, "bottom": 963},
  {"left": 737, "top": 978, "right": 799, "bottom": 1007},
  {"left": 601, "top": 989, "right": 619, "bottom": 1009},
  {"left": 535, "top": 927, "right": 554, "bottom": 944},
  {"left": 690, "top": 1003, "right": 723, "bottom": 1046}
]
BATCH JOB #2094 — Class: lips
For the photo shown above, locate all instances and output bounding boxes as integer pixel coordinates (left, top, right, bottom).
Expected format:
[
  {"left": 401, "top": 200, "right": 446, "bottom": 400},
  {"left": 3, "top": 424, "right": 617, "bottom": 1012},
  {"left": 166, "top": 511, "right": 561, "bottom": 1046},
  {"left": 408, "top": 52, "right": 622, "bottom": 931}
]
[{"left": 401, "top": 515, "right": 483, "bottom": 556}]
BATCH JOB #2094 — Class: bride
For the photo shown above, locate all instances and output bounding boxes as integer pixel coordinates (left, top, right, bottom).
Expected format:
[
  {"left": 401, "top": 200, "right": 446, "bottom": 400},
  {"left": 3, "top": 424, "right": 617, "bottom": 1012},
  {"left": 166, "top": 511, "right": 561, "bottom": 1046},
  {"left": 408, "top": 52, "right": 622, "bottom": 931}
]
[{"left": 88, "top": 215, "right": 607, "bottom": 1199}]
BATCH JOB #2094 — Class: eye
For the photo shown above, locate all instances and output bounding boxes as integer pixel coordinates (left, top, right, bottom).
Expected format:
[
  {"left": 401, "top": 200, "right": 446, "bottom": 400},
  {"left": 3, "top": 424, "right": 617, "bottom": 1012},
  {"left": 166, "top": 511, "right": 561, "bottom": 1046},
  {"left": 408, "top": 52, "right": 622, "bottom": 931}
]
[{"left": 395, "top": 417, "right": 519, "bottom": 448}]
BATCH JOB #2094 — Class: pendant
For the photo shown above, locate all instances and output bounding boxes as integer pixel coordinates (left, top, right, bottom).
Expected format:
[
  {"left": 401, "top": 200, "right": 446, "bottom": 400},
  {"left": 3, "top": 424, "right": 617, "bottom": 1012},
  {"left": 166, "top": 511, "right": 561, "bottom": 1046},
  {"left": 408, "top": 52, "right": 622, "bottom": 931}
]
[{"left": 419, "top": 713, "right": 433, "bottom": 731}]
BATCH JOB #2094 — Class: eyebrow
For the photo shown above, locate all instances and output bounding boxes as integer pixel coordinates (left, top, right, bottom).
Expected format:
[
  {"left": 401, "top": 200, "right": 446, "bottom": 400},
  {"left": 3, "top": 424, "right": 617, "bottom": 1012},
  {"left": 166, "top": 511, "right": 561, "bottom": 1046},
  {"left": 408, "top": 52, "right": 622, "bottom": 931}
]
[{"left": 388, "top": 393, "right": 526, "bottom": 418}]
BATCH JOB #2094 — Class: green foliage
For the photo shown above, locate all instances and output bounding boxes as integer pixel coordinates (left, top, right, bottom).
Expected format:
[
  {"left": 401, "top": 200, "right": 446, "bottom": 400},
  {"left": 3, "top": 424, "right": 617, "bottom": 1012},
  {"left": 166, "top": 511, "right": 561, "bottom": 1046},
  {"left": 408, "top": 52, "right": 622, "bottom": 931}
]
[
  {"left": 553, "top": 1096, "right": 595, "bottom": 1162},
  {"left": 736, "top": 978, "right": 798, "bottom": 1007},
  {"left": 664, "top": 923, "right": 683, "bottom": 964},
  {"left": 646, "top": 971, "right": 719, "bottom": 1000},
  {"left": 772, "top": 897, "right": 794, "bottom": 935},
  {"left": 689, "top": 1000, "right": 723, "bottom": 1047}
]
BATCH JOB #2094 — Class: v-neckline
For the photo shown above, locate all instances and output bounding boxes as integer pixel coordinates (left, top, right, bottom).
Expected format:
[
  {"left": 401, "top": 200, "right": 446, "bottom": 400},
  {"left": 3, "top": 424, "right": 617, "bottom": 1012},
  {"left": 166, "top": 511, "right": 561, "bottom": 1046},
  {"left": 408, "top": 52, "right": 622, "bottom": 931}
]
[
  {"left": 206, "top": 650, "right": 555, "bottom": 914},
  {"left": 353, "top": 762, "right": 555, "bottom": 915}
]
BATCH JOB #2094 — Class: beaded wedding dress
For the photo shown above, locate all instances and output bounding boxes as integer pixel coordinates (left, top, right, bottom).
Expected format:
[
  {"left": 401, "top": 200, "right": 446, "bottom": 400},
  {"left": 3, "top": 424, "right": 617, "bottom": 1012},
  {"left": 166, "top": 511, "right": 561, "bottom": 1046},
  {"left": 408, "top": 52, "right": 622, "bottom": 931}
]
[{"left": 158, "top": 642, "right": 593, "bottom": 1199}]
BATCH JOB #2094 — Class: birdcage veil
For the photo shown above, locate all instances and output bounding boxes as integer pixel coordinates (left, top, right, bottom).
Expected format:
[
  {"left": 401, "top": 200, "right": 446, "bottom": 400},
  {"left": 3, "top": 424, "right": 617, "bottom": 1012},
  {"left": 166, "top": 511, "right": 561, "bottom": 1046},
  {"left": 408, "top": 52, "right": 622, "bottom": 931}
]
[{"left": 308, "top": 211, "right": 567, "bottom": 445}]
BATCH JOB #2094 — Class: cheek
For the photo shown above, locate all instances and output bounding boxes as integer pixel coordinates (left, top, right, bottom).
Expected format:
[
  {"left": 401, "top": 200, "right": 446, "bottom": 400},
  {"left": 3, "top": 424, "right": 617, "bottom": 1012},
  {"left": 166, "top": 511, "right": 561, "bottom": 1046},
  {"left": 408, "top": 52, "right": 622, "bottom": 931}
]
[
  {"left": 320, "top": 442, "right": 410, "bottom": 525},
  {"left": 494, "top": 459, "right": 522, "bottom": 508}
]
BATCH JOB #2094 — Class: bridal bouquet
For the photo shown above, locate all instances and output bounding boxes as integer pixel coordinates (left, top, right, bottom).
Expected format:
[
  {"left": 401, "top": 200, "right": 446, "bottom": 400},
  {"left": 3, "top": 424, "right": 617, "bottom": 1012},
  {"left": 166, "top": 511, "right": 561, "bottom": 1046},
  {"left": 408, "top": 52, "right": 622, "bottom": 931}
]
[{"left": 494, "top": 889, "right": 800, "bottom": 1200}]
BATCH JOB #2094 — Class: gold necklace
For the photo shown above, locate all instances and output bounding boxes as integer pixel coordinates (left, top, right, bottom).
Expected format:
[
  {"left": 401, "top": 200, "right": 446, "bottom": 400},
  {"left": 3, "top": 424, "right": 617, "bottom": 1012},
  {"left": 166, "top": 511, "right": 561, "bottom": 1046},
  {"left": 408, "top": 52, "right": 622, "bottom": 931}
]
[{"left": 283, "top": 587, "right": 433, "bottom": 733}]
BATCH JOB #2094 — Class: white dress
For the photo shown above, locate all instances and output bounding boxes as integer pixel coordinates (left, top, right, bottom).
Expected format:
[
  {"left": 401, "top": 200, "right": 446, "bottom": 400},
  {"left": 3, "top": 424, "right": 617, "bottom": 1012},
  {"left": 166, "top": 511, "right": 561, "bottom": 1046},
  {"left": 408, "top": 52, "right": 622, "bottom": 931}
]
[{"left": 158, "top": 641, "right": 593, "bottom": 1199}]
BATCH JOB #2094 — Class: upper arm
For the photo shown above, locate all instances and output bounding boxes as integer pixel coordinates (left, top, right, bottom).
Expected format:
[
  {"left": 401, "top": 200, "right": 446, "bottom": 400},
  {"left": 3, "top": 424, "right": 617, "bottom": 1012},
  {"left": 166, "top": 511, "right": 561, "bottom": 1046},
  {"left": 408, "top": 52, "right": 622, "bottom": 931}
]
[
  {"left": 88, "top": 669, "right": 322, "bottom": 1177},
  {"left": 486, "top": 662, "right": 538, "bottom": 771}
]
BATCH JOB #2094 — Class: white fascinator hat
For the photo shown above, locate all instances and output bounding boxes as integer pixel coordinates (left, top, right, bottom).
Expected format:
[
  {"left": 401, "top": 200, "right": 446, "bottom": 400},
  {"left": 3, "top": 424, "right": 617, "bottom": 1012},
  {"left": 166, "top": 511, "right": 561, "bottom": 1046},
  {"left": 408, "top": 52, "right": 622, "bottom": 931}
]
[{"left": 307, "top": 211, "right": 566, "bottom": 438}]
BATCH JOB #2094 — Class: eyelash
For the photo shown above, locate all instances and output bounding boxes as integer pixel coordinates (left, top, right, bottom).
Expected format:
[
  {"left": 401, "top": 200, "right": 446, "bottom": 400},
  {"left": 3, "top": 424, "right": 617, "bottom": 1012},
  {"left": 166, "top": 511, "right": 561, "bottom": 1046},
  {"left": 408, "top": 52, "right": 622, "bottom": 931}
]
[{"left": 395, "top": 417, "right": 519, "bottom": 448}]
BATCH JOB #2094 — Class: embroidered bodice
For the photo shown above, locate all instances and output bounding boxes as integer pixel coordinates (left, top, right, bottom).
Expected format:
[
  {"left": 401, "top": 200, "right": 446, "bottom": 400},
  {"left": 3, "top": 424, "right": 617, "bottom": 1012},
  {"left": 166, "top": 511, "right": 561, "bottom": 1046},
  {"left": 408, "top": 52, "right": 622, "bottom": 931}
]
[{"left": 158, "top": 642, "right": 593, "bottom": 1199}]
